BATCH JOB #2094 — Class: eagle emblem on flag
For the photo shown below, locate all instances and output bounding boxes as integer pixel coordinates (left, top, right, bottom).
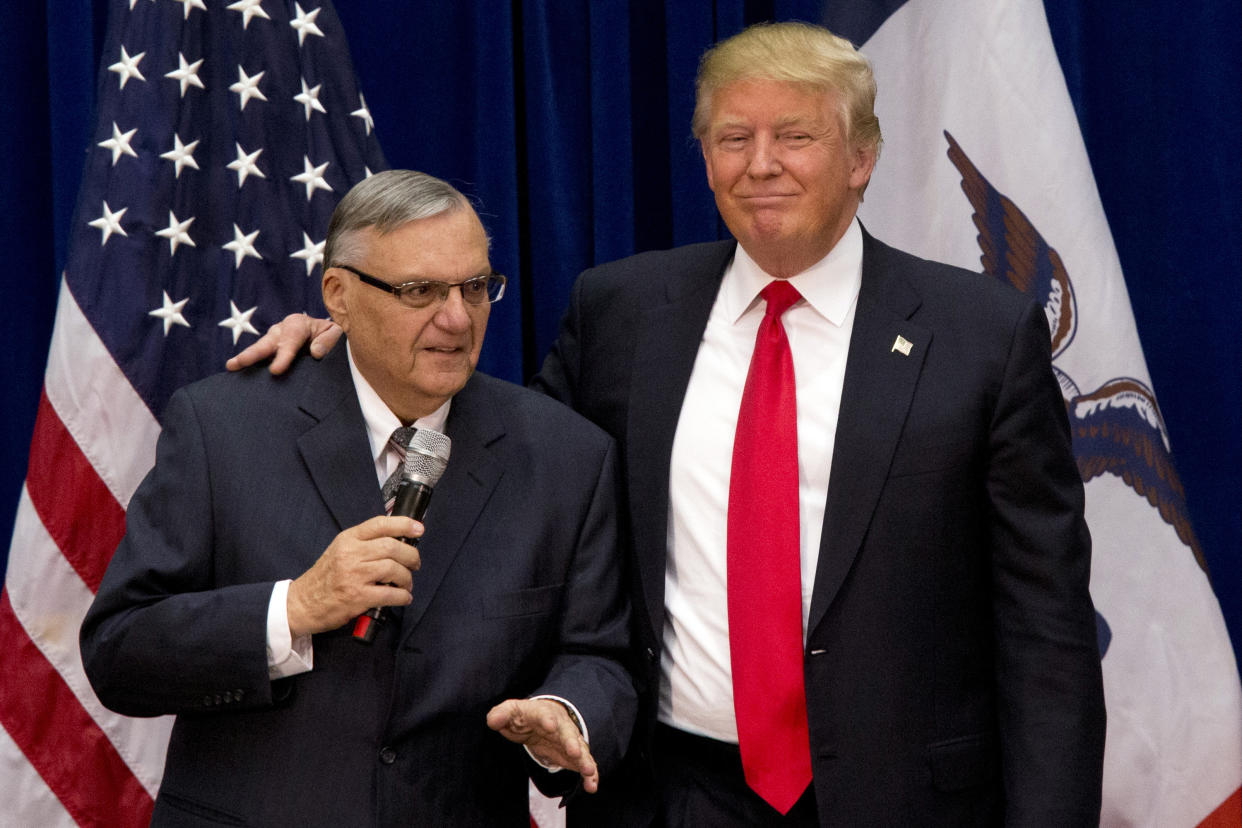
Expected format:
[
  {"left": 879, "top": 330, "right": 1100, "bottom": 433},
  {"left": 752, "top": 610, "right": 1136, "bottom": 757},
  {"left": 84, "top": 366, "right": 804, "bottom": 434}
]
[{"left": 945, "top": 130, "right": 1206, "bottom": 580}]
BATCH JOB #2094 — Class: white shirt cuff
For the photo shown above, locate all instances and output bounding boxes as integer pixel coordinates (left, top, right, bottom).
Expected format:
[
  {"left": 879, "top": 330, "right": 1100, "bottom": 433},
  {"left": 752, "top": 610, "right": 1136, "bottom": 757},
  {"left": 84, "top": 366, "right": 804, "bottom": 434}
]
[
  {"left": 266, "top": 579, "right": 313, "bottom": 679},
  {"left": 526, "top": 694, "right": 589, "bottom": 772}
]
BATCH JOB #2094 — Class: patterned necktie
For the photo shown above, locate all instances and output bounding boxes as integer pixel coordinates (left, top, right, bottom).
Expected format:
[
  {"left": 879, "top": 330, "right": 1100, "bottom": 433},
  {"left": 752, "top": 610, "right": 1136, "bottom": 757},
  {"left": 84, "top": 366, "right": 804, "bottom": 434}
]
[
  {"left": 381, "top": 425, "right": 417, "bottom": 512},
  {"left": 727, "top": 279, "right": 812, "bottom": 814}
]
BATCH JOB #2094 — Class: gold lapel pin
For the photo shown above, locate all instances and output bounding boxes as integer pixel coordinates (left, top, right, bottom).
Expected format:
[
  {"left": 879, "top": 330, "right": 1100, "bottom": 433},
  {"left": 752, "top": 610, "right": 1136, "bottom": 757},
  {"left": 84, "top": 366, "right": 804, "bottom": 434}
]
[{"left": 891, "top": 335, "right": 913, "bottom": 356}]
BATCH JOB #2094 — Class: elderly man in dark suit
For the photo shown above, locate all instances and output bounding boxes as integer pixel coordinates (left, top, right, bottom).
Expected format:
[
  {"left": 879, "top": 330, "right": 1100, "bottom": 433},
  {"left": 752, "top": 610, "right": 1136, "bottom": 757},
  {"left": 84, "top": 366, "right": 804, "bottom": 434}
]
[
  {"left": 231, "top": 22, "right": 1105, "bottom": 827},
  {"left": 80, "top": 170, "right": 635, "bottom": 827}
]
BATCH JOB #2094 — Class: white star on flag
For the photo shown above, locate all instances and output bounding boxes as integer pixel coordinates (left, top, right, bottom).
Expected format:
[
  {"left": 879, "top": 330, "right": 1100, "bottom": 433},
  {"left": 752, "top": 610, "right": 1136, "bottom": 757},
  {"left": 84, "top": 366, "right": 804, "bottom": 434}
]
[
  {"left": 223, "top": 224, "right": 263, "bottom": 268},
  {"left": 351, "top": 94, "right": 374, "bottom": 135},
  {"left": 290, "top": 230, "right": 326, "bottom": 276},
  {"left": 230, "top": 66, "right": 268, "bottom": 111},
  {"left": 218, "top": 301, "right": 260, "bottom": 344},
  {"left": 149, "top": 291, "right": 190, "bottom": 334},
  {"left": 171, "top": 0, "right": 207, "bottom": 19},
  {"left": 87, "top": 201, "right": 128, "bottom": 245},
  {"left": 108, "top": 46, "right": 146, "bottom": 89},
  {"left": 290, "top": 4, "right": 325, "bottom": 46},
  {"left": 291, "top": 156, "right": 333, "bottom": 201},
  {"left": 98, "top": 122, "right": 138, "bottom": 166},
  {"left": 154, "top": 210, "right": 196, "bottom": 255},
  {"left": 165, "top": 52, "right": 205, "bottom": 98},
  {"left": 226, "top": 0, "right": 270, "bottom": 29},
  {"left": 159, "top": 135, "right": 200, "bottom": 178},
  {"left": 226, "top": 143, "right": 266, "bottom": 188},
  {"left": 295, "top": 79, "right": 327, "bottom": 120}
]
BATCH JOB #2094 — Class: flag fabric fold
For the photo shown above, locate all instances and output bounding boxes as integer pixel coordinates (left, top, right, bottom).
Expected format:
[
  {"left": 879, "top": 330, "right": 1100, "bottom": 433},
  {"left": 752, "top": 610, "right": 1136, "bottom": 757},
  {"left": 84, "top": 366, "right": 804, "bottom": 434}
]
[{"left": 851, "top": 1, "right": 1242, "bottom": 824}]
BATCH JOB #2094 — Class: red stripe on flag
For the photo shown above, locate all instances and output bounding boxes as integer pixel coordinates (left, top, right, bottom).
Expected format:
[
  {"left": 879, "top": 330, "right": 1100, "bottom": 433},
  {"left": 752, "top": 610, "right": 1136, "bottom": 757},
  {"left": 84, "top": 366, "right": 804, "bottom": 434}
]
[
  {"left": 25, "top": 390, "right": 127, "bottom": 593},
  {"left": 0, "top": 589, "right": 153, "bottom": 827},
  {"left": 1199, "top": 785, "right": 1242, "bottom": 828}
]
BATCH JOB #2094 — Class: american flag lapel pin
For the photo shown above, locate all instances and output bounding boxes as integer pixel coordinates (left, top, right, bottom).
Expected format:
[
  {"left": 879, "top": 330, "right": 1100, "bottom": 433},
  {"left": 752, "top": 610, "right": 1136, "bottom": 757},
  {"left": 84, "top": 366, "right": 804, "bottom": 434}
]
[{"left": 891, "top": 334, "right": 913, "bottom": 356}]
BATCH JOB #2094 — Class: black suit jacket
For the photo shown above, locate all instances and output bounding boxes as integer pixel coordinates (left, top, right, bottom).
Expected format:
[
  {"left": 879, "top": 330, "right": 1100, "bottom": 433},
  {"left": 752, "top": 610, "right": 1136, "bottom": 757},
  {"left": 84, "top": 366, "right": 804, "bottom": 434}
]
[
  {"left": 81, "top": 344, "right": 636, "bottom": 827},
  {"left": 532, "top": 229, "right": 1106, "bottom": 826}
]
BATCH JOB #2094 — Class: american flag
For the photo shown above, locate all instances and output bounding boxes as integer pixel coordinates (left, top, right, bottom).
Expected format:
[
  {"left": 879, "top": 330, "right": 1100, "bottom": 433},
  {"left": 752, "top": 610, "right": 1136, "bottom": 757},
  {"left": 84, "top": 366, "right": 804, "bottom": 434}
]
[{"left": 0, "top": 0, "right": 384, "bottom": 823}]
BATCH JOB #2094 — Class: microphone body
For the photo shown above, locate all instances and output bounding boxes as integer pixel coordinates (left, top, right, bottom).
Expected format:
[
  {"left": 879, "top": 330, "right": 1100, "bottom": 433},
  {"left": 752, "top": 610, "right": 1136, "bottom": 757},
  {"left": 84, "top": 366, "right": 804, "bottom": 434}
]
[
  {"left": 353, "top": 428, "right": 450, "bottom": 642},
  {"left": 391, "top": 479, "right": 433, "bottom": 545}
]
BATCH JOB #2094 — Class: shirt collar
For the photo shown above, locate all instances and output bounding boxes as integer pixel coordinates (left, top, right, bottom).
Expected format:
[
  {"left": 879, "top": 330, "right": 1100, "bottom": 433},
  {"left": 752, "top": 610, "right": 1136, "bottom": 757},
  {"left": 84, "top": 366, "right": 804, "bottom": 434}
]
[
  {"left": 346, "top": 341, "right": 451, "bottom": 465},
  {"left": 723, "top": 218, "right": 864, "bottom": 327}
]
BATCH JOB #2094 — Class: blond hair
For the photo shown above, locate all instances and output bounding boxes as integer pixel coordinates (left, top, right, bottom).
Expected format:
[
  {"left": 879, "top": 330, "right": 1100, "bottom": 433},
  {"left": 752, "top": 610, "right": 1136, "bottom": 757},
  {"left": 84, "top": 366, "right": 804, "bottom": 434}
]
[{"left": 692, "top": 21, "right": 882, "bottom": 157}]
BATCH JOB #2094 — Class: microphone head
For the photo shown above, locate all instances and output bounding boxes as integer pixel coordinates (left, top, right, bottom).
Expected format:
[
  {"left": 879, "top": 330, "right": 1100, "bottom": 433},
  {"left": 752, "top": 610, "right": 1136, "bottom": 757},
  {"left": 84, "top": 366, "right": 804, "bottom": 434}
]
[{"left": 402, "top": 427, "right": 451, "bottom": 488}]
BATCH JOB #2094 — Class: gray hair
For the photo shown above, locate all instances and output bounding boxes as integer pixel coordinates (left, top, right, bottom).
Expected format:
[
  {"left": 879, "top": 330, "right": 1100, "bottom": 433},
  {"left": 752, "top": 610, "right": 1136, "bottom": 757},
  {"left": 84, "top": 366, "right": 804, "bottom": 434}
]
[
  {"left": 691, "top": 21, "right": 882, "bottom": 159},
  {"left": 324, "top": 170, "right": 471, "bottom": 269}
]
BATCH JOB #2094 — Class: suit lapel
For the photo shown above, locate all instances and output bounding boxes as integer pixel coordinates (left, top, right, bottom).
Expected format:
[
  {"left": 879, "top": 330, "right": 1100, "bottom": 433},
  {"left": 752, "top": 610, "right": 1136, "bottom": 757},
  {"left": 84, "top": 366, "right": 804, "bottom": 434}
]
[
  {"left": 627, "top": 241, "right": 735, "bottom": 642},
  {"left": 296, "top": 345, "right": 385, "bottom": 534},
  {"left": 399, "top": 374, "right": 503, "bottom": 643},
  {"left": 807, "top": 233, "right": 931, "bottom": 637}
]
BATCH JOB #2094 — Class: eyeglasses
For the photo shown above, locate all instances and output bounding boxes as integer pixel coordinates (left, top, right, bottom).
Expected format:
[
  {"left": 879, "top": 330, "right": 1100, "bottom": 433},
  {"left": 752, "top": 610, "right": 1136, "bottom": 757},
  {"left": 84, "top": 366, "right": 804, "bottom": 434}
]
[{"left": 334, "top": 263, "right": 507, "bottom": 309}]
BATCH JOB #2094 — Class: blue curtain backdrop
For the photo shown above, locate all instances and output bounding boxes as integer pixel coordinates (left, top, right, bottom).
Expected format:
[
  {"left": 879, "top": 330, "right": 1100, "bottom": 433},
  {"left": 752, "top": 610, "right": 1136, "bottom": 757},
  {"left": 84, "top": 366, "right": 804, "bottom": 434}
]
[{"left": 5, "top": 1, "right": 1240, "bottom": 669}]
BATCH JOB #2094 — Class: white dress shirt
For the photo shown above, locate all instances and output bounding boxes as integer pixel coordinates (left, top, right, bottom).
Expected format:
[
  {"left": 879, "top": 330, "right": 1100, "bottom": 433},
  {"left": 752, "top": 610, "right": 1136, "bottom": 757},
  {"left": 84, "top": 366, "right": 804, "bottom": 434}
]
[{"left": 659, "top": 220, "right": 863, "bottom": 742}]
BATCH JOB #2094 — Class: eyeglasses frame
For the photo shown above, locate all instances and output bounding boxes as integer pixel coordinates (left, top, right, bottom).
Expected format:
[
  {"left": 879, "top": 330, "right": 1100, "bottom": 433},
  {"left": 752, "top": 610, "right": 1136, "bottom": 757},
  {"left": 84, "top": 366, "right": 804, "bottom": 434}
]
[{"left": 333, "top": 263, "right": 507, "bottom": 308}]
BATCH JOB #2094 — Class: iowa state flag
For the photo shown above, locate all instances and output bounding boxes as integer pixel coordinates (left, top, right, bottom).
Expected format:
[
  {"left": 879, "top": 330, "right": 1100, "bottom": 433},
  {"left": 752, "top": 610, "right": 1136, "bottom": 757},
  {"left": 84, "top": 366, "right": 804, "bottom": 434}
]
[{"left": 832, "top": 0, "right": 1242, "bottom": 824}]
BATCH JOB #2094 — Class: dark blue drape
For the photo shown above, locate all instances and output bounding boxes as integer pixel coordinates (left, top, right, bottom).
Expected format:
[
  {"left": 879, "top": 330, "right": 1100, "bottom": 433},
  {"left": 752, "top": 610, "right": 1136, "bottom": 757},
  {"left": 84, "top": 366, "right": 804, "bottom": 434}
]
[{"left": 5, "top": 1, "right": 1240, "bottom": 670}]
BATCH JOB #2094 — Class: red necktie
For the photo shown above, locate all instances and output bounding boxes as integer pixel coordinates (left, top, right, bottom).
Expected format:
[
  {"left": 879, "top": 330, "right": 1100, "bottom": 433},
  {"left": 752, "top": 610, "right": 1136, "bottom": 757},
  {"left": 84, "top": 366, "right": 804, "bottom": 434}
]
[{"left": 727, "top": 279, "right": 812, "bottom": 813}]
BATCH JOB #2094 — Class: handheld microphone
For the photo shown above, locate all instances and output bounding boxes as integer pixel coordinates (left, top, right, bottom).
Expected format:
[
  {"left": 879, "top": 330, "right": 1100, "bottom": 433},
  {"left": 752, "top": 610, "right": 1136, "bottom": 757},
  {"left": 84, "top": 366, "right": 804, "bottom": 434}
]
[{"left": 353, "top": 427, "right": 451, "bottom": 642}]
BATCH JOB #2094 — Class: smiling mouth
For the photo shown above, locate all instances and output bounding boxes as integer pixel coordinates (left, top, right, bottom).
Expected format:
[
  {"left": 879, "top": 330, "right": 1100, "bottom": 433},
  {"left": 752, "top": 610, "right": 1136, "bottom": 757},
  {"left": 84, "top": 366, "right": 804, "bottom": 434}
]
[{"left": 739, "top": 194, "right": 799, "bottom": 207}]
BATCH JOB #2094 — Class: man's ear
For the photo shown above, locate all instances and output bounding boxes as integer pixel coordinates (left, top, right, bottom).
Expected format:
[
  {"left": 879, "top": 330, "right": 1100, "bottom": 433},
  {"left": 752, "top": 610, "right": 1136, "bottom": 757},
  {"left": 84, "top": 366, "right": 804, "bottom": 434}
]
[
  {"left": 849, "top": 143, "right": 878, "bottom": 192},
  {"left": 321, "top": 266, "right": 350, "bottom": 332}
]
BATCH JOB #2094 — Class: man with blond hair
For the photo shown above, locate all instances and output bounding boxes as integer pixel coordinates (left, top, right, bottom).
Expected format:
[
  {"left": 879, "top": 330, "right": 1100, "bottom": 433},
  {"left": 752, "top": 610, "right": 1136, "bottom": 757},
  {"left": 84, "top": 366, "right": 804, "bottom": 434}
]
[{"left": 237, "top": 22, "right": 1105, "bottom": 827}]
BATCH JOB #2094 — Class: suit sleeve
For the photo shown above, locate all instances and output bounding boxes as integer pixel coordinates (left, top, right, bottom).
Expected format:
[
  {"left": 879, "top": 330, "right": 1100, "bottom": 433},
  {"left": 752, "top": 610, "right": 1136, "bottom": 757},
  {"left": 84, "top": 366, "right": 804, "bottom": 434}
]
[
  {"left": 986, "top": 300, "right": 1106, "bottom": 825},
  {"left": 79, "top": 387, "right": 278, "bottom": 717},
  {"left": 528, "top": 437, "right": 637, "bottom": 792},
  {"left": 529, "top": 271, "right": 586, "bottom": 407}
]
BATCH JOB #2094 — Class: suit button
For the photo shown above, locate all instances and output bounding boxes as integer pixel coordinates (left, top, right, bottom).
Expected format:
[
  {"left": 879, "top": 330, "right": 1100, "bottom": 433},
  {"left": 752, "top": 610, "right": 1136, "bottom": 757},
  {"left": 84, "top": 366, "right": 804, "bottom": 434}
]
[
  {"left": 234, "top": 688, "right": 245, "bottom": 701},
  {"left": 646, "top": 647, "right": 657, "bottom": 662},
  {"left": 379, "top": 747, "right": 397, "bottom": 765},
  {"left": 202, "top": 695, "right": 213, "bottom": 707}
]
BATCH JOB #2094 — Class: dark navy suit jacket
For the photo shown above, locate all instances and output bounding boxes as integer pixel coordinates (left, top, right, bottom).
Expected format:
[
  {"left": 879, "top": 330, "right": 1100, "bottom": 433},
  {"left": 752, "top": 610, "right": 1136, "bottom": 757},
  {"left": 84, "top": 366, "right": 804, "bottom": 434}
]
[
  {"left": 81, "top": 343, "right": 635, "bottom": 827},
  {"left": 533, "top": 229, "right": 1106, "bottom": 826}
]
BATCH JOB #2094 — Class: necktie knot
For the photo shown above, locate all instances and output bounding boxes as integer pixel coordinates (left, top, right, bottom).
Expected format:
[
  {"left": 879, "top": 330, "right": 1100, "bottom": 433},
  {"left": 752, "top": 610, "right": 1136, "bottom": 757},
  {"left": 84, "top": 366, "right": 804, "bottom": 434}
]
[
  {"left": 389, "top": 425, "right": 417, "bottom": 453},
  {"left": 382, "top": 426, "right": 418, "bottom": 506},
  {"left": 761, "top": 280, "right": 801, "bottom": 318}
]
